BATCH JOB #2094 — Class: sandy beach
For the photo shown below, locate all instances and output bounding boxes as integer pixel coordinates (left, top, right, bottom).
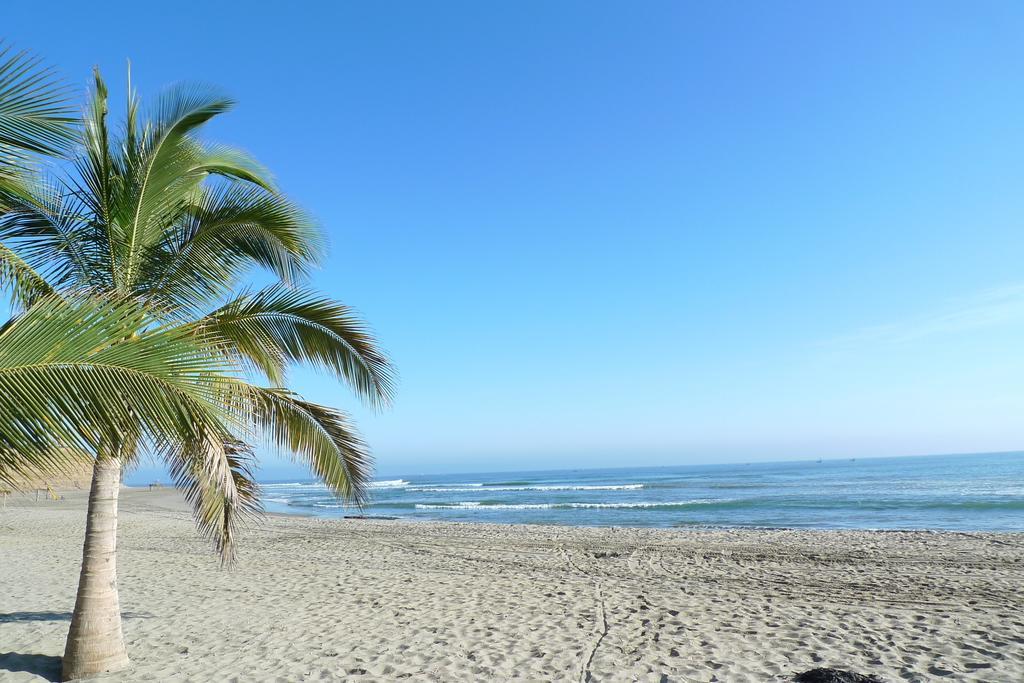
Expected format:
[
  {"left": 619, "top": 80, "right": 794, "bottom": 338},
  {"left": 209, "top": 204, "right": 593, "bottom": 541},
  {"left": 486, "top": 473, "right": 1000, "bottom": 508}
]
[{"left": 1, "top": 488, "right": 1022, "bottom": 682}]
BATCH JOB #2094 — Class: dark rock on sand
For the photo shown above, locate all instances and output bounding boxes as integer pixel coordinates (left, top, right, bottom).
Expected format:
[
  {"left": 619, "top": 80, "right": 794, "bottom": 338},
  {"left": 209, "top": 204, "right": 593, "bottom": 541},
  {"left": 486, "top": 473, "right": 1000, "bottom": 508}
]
[{"left": 793, "top": 668, "right": 885, "bottom": 683}]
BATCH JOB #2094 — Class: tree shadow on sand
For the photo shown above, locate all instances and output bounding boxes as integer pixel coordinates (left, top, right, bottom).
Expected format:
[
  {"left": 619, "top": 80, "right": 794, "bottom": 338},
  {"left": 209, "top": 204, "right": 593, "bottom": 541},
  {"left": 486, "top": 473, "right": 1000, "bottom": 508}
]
[
  {"left": 0, "top": 610, "right": 152, "bottom": 623},
  {"left": 0, "top": 611, "right": 72, "bottom": 623},
  {"left": 0, "top": 652, "right": 62, "bottom": 682},
  {"left": 0, "top": 611, "right": 154, "bottom": 681}
]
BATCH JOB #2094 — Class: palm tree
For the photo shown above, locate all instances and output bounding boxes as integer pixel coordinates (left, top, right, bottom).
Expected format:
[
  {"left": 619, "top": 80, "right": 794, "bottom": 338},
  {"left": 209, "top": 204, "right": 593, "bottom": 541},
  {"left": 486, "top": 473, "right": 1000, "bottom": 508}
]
[{"left": 0, "top": 64, "right": 393, "bottom": 681}]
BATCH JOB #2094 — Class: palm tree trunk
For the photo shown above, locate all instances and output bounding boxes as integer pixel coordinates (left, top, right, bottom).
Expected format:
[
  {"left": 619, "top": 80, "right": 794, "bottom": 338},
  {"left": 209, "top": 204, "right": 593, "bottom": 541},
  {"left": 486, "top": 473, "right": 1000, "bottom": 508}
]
[{"left": 62, "top": 456, "right": 130, "bottom": 681}]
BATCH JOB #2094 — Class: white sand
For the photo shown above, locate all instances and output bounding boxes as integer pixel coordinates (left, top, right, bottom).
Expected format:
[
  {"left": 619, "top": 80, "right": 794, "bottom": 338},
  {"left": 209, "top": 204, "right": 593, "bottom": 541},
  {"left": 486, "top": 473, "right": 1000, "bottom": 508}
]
[{"left": 1, "top": 488, "right": 1022, "bottom": 682}]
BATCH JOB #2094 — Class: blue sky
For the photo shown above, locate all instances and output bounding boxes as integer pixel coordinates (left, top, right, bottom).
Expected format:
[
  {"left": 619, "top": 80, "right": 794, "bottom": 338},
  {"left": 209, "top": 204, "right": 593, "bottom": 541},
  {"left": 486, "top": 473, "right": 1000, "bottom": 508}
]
[{"left": 7, "top": 2, "right": 1024, "bottom": 480}]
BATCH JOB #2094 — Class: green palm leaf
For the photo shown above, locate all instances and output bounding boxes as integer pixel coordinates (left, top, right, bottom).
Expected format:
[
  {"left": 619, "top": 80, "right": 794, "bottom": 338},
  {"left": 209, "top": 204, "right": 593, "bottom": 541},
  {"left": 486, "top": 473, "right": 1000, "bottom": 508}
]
[
  {"left": 246, "top": 386, "right": 372, "bottom": 504},
  {"left": 0, "top": 240, "right": 53, "bottom": 307},
  {"left": 142, "top": 182, "right": 320, "bottom": 314},
  {"left": 0, "top": 42, "right": 75, "bottom": 173},
  {"left": 166, "top": 435, "right": 261, "bottom": 565},
  {"left": 198, "top": 285, "right": 394, "bottom": 405},
  {"left": 116, "top": 81, "right": 273, "bottom": 290},
  {"left": 0, "top": 174, "right": 100, "bottom": 295},
  {"left": 0, "top": 296, "right": 238, "bottom": 487}
]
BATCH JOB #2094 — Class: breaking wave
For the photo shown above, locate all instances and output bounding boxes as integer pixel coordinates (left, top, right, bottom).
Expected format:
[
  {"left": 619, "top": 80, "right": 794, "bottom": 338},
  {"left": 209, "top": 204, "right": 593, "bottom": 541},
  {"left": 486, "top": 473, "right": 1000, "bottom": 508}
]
[
  {"left": 407, "top": 483, "right": 643, "bottom": 493},
  {"left": 414, "top": 499, "right": 725, "bottom": 510},
  {"left": 369, "top": 479, "right": 410, "bottom": 488}
]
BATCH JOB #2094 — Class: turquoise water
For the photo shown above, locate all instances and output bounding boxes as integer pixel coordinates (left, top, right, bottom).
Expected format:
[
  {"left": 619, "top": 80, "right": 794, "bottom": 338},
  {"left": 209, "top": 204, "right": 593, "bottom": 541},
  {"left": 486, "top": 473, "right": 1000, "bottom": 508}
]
[{"left": 261, "top": 452, "right": 1024, "bottom": 531}]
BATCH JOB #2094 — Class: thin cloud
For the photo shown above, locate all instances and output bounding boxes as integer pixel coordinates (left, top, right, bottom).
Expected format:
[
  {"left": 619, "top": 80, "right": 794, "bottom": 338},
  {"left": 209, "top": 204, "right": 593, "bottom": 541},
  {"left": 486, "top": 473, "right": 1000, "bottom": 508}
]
[{"left": 827, "top": 283, "right": 1024, "bottom": 347}]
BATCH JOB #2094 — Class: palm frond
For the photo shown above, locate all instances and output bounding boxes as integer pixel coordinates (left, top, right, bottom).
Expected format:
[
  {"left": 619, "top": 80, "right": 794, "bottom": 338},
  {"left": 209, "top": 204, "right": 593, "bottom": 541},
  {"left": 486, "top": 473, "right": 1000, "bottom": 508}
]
[
  {"left": 189, "top": 142, "right": 273, "bottom": 191},
  {"left": 0, "top": 240, "right": 53, "bottom": 308},
  {"left": 198, "top": 285, "right": 394, "bottom": 405},
  {"left": 142, "top": 182, "right": 321, "bottom": 313},
  {"left": 115, "top": 86, "right": 276, "bottom": 292},
  {"left": 245, "top": 386, "right": 372, "bottom": 504},
  {"left": 166, "top": 435, "right": 261, "bottom": 565},
  {"left": 78, "top": 68, "right": 116, "bottom": 230},
  {"left": 149, "top": 82, "right": 235, "bottom": 143},
  {"left": 0, "top": 295, "right": 239, "bottom": 487},
  {"left": 0, "top": 42, "right": 76, "bottom": 172},
  {"left": 0, "top": 173, "right": 102, "bottom": 293},
  {"left": 123, "top": 62, "right": 140, "bottom": 153},
  {"left": 113, "top": 81, "right": 228, "bottom": 288}
]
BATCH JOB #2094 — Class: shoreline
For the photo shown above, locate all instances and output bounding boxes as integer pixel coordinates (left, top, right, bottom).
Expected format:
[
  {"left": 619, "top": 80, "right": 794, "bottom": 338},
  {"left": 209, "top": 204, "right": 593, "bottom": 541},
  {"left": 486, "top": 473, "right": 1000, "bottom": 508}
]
[
  {"left": 270, "top": 506, "right": 1024, "bottom": 534},
  {"left": 2, "top": 488, "right": 1023, "bottom": 681},
  {"left": 44, "top": 485, "right": 1024, "bottom": 536},
  {"left": 130, "top": 483, "right": 1024, "bottom": 531},
  {"left": 261, "top": 498, "right": 1024, "bottom": 535}
]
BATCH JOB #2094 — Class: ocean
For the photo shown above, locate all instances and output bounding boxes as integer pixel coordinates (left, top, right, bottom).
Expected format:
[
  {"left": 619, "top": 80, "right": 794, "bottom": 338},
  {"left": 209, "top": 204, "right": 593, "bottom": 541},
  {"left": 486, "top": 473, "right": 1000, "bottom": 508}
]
[{"left": 260, "top": 451, "right": 1024, "bottom": 531}]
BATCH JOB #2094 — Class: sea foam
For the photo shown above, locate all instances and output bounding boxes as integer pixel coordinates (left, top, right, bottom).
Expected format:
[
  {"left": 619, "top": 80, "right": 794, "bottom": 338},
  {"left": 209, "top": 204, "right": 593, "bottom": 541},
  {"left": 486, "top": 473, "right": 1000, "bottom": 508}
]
[
  {"left": 414, "top": 499, "right": 723, "bottom": 510},
  {"left": 407, "top": 483, "right": 644, "bottom": 492},
  {"left": 369, "top": 479, "right": 410, "bottom": 488}
]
